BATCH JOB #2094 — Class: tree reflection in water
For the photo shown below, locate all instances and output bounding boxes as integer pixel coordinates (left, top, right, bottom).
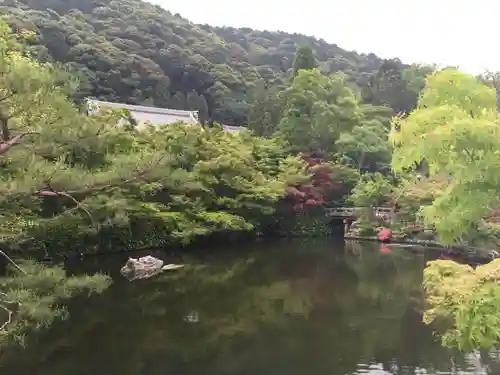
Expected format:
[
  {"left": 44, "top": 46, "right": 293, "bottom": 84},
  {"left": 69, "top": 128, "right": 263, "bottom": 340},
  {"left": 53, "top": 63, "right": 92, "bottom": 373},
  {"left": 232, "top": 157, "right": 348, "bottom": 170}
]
[{"left": 0, "top": 239, "right": 498, "bottom": 375}]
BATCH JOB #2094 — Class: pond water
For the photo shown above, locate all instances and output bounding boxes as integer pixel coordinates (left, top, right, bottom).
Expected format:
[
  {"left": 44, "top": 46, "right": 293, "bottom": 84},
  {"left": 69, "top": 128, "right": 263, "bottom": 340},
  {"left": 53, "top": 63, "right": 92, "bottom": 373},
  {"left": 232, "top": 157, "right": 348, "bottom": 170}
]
[{"left": 1, "top": 238, "right": 500, "bottom": 375}]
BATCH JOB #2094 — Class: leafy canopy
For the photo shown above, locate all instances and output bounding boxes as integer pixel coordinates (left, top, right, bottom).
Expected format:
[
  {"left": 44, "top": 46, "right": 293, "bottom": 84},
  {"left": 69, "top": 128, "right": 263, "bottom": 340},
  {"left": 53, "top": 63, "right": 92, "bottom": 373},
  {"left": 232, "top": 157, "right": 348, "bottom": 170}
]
[
  {"left": 276, "top": 69, "right": 361, "bottom": 154},
  {"left": 423, "top": 259, "right": 500, "bottom": 351},
  {"left": 0, "top": 0, "right": 415, "bottom": 125},
  {"left": 348, "top": 173, "right": 394, "bottom": 208},
  {"left": 390, "top": 69, "right": 500, "bottom": 244},
  {"left": 336, "top": 118, "right": 390, "bottom": 171},
  {"left": 292, "top": 45, "right": 318, "bottom": 78}
]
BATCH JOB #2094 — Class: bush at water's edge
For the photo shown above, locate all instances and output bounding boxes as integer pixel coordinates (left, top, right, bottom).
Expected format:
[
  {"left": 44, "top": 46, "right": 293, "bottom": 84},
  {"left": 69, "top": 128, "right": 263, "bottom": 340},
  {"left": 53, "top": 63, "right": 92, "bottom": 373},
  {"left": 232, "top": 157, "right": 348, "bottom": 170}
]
[{"left": 13, "top": 209, "right": 336, "bottom": 258}]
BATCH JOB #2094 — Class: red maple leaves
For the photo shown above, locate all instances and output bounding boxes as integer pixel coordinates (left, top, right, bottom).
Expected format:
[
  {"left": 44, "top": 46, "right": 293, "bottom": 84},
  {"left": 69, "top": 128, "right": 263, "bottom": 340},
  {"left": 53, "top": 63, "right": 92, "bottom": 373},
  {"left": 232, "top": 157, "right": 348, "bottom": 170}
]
[{"left": 285, "top": 153, "right": 341, "bottom": 213}]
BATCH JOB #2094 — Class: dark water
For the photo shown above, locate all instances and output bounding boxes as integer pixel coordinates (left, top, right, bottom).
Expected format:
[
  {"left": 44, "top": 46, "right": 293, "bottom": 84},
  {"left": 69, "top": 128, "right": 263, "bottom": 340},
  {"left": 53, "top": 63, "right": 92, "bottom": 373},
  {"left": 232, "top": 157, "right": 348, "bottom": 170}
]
[{"left": 1, "top": 239, "right": 500, "bottom": 375}]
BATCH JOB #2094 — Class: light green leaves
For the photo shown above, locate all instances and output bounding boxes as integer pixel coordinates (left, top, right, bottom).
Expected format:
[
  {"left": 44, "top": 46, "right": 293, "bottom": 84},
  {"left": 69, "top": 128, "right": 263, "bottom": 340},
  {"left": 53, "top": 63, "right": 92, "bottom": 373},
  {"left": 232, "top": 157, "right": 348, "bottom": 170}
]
[
  {"left": 423, "top": 259, "right": 500, "bottom": 351},
  {"left": 389, "top": 69, "right": 500, "bottom": 244}
]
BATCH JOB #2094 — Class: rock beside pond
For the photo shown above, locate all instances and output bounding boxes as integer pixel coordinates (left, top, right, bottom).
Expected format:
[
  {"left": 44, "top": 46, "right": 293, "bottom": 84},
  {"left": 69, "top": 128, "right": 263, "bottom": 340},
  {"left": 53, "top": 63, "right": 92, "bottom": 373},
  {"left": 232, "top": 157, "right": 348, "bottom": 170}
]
[
  {"left": 162, "top": 264, "right": 184, "bottom": 271},
  {"left": 121, "top": 255, "right": 164, "bottom": 273},
  {"left": 120, "top": 255, "right": 184, "bottom": 281}
]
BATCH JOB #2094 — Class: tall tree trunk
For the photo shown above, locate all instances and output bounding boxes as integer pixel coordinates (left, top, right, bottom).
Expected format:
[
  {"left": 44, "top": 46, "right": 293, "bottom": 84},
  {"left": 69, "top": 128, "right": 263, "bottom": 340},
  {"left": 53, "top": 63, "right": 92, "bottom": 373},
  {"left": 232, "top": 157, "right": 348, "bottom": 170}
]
[
  {"left": 0, "top": 111, "right": 9, "bottom": 142},
  {"left": 358, "top": 152, "right": 365, "bottom": 173}
]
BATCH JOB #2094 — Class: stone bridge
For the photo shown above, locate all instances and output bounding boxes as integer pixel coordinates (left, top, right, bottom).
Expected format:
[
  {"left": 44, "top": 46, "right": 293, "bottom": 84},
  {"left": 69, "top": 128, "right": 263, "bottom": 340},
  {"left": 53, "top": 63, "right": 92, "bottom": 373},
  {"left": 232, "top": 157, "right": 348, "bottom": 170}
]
[{"left": 324, "top": 207, "right": 393, "bottom": 220}]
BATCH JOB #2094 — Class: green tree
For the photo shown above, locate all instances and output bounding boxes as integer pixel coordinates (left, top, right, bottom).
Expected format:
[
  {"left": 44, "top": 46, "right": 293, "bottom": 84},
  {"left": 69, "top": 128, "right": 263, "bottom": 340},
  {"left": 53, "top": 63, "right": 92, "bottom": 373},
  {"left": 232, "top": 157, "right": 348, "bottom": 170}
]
[
  {"left": 197, "top": 94, "right": 209, "bottom": 124},
  {"left": 247, "top": 84, "right": 284, "bottom": 137},
  {"left": 1, "top": 0, "right": 413, "bottom": 124},
  {"left": 0, "top": 261, "right": 110, "bottom": 351},
  {"left": 185, "top": 90, "right": 210, "bottom": 123},
  {"left": 364, "top": 60, "right": 433, "bottom": 114},
  {"left": 276, "top": 69, "right": 361, "bottom": 154},
  {"left": 170, "top": 91, "right": 186, "bottom": 110},
  {"left": 153, "top": 78, "right": 171, "bottom": 108},
  {"left": 0, "top": 19, "right": 118, "bottom": 350},
  {"left": 402, "top": 63, "right": 435, "bottom": 97},
  {"left": 481, "top": 70, "right": 500, "bottom": 112},
  {"left": 336, "top": 118, "right": 391, "bottom": 172},
  {"left": 348, "top": 173, "right": 394, "bottom": 208},
  {"left": 292, "top": 45, "right": 318, "bottom": 78},
  {"left": 390, "top": 68, "right": 498, "bottom": 244},
  {"left": 423, "top": 259, "right": 500, "bottom": 351},
  {"left": 186, "top": 90, "right": 200, "bottom": 111}
]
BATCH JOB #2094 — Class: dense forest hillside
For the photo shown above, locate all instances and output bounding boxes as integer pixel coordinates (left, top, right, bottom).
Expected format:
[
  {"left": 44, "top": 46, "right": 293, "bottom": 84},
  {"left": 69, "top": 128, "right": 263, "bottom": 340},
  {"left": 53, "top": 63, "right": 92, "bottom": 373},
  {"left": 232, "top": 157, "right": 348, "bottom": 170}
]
[{"left": 0, "top": 0, "right": 420, "bottom": 124}]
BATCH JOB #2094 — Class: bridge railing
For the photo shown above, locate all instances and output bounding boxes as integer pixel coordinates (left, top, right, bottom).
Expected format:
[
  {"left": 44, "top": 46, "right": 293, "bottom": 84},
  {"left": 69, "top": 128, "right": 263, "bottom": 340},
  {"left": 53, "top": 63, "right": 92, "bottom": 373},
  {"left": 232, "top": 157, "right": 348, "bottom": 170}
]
[{"left": 324, "top": 207, "right": 393, "bottom": 218}]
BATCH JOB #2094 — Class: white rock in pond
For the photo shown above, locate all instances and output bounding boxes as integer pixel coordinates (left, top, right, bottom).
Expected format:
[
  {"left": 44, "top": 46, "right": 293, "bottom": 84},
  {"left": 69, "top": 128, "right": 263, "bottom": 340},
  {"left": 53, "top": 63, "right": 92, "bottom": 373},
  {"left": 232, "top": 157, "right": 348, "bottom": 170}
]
[
  {"left": 162, "top": 264, "right": 184, "bottom": 271},
  {"left": 120, "top": 255, "right": 163, "bottom": 276},
  {"left": 120, "top": 255, "right": 184, "bottom": 281}
]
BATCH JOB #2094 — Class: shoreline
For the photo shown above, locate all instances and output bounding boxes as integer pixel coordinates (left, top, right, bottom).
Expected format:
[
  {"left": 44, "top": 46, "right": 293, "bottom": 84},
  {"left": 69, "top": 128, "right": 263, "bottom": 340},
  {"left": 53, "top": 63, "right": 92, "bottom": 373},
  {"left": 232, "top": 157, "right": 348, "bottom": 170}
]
[
  {"left": 344, "top": 235, "right": 447, "bottom": 247},
  {"left": 344, "top": 235, "right": 497, "bottom": 262}
]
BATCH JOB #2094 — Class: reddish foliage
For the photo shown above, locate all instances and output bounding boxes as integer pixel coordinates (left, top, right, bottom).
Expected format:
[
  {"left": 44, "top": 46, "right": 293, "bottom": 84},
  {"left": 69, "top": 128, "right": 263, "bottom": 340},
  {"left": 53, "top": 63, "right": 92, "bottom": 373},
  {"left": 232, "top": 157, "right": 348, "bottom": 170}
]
[
  {"left": 284, "top": 153, "right": 342, "bottom": 213},
  {"left": 483, "top": 208, "right": 500, "bottom": 222}
]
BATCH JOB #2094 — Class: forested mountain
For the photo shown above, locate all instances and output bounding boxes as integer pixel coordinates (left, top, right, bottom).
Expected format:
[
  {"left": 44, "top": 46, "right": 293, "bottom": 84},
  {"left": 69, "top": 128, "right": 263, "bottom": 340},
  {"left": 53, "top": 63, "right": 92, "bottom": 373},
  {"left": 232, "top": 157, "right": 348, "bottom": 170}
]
[{"left": 0, "top": 0, "right": 423, "bottom": 124}]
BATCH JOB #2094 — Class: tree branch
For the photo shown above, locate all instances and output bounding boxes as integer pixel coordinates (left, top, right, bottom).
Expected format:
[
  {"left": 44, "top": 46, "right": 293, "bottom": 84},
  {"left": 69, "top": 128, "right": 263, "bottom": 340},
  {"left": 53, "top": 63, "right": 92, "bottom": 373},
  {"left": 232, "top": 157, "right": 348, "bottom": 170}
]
[
  {"left": 0, "top": 116, "right": 9, "bottom": 141},
  {"left": 0, "top": 305, "right": 13, "bottom": 331},
  {"left": 65, "top": 155, "right": 166, "bottom": 196},
  {"left": 0, "top": 250, "right": 26, "bottom": 274},
  {"left": 0, "top": 292, "right": 19, "bottom": 332},
  {"left": 463, "top": 148, "right": 476, "bottom": 163},
  {"left": 0, "top": 113, "right": 64, "bottom": 155},
  {"left": 33, "top": 155, "right": 166, "bottom": 227},
  {"left": 0, "top": 90, "right": 17, "bottom": 103},
  {"left": 36, "top": 189, "right": 95, "bottom": 228},
  {"left": 0, "top": 132, "right": 39, "bottom": 155}
]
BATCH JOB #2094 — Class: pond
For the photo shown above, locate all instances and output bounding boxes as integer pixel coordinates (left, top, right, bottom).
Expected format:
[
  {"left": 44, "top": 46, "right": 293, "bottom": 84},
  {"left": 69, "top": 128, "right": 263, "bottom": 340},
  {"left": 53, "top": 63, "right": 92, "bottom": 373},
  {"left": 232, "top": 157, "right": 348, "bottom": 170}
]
[{"left": 1, "top": 238, "right": 500, "bottom": 375}]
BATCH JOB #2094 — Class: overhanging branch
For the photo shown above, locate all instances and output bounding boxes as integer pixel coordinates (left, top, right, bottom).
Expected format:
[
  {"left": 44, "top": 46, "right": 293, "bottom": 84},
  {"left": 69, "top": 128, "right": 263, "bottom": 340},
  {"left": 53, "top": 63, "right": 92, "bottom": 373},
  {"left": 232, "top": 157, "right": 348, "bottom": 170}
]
[
  {"left": 0, "top": 305, "right": 13, "bottom": 331},
  {"left": 34, "top": 155, "right": 166, "bottom": 227},
  {"left": 0, "top": 132, "right": 39, "bottom": 154},
  {"left": 0, "top": 250, "right": 26, "bottom": 274}
]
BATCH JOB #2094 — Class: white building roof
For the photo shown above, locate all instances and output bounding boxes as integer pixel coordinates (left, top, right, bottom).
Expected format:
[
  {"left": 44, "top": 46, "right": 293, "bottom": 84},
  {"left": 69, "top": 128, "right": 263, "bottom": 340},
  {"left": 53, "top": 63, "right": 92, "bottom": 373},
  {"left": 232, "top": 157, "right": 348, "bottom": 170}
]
[{"left": 85, "top": 99, "right": 199, "bottom": 128}]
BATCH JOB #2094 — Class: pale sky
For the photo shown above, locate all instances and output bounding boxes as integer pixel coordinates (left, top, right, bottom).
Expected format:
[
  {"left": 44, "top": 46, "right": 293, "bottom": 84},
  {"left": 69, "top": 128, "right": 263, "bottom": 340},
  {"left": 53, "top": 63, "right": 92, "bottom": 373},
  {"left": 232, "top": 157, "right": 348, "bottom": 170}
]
[{"left": 148, "top": 0, "right": 498, "bottom": 74}]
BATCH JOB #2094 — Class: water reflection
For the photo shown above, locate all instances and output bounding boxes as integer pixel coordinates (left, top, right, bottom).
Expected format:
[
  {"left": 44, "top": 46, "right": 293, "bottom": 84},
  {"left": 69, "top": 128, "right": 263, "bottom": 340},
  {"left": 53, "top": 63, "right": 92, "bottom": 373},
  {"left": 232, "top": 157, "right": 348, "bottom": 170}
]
[{"left": 0, "top": 239, "right": 499, "bottom": 375}]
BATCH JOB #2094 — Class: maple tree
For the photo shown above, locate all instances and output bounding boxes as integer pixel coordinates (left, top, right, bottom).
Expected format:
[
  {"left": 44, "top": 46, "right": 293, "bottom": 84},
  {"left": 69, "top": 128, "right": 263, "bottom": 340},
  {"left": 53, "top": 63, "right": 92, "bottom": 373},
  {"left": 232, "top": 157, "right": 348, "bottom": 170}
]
[{"left": 390, "top": 68, "right": 500, "bottom": 244}]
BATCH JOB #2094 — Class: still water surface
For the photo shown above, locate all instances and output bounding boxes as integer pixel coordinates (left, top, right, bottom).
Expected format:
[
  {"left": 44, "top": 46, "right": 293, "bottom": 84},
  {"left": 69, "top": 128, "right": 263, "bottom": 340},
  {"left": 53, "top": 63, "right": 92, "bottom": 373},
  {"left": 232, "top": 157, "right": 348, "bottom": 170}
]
[{"left": 1, "top": 239, "right": 500, "bottom": 375}]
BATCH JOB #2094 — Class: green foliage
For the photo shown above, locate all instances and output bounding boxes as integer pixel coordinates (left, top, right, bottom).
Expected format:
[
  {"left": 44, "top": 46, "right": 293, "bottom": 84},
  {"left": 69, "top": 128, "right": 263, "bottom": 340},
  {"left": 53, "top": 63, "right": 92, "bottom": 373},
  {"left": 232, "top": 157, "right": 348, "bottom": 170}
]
[
  {"left": 423, "top": 259, "right": 500, "bottom": 351},
  {"left": 275, "top": 212, "right": 333, "bottom": 237},
  {"left": 363, "top": 60, "right": 431, "bottom": 113},
  {"left": 292, "top": 45, "right": 318, "bottom": 78},
  {"left": 0, "top": 20, "right": 172, "bottom": 248},
  {"left": 26, "top": 122, "right": 305, "bottom": 255},
  {"left": 390, "top": 69, "right": 500, "bottom": 244},
  {"left": 276, "top": 69, "right": 361, "bottom": 153},
  {"left": 246, "top": 84, "right": 284, "bottom": 137},
  {"left": 170, "top": 91, "right": 186, "bottom": 110},
  {"left": 153, "top": 78, "right": 171, "bottom": 108},
  {"left": 402, "top": 64, "right": 435, "bottom": 98},
  {"left": 0, "top": 20, "right": 315, "bottom": 258},
  {"left": 348, "top": 173, "right": 394, "bottom": 207},
  {"left": 350, "top": 218, "right": 378, "bottom": 237},
  {"left": 197, "top": 95, "right": 209, "bottom": 124},
  {"left": 0, "top": 4, "right": 436, "bottom": 355},
  {"left": 0, "top": 261, "right": 110, "bottom": 350},
  {"left": 336, "top": 118, "right": 391, "bottom": 171},
  {"left": 0, "top": 19, "right": 323, "bottom": 350},
  {"left": 0, "top": 0, "right": 420, "bottom": 125}
]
